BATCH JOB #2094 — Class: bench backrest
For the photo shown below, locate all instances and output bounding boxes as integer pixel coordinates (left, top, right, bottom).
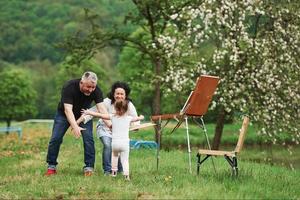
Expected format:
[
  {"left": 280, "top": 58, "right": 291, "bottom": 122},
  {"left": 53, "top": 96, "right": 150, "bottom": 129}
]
[{"left": 234, "top": 116, "right": 250, "bottom": 153}]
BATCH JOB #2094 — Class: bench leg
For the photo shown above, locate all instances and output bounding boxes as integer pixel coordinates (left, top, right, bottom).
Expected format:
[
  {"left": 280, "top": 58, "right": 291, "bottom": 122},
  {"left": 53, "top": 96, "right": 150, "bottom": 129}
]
[
  {"left": 197, "top": 154, "right": 211, "bottom": 175},
  {"left": 224, "top": 156, "right": 238, "bottom": 177},
  {"left": 232, "top": 157, "right": 238, "bottom": 177}
]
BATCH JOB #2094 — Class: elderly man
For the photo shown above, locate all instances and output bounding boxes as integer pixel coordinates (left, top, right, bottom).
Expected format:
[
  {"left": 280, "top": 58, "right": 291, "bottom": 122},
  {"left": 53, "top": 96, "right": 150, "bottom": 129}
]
[{"left": 45, "top": 71, "right": 108, "bottom": 176}]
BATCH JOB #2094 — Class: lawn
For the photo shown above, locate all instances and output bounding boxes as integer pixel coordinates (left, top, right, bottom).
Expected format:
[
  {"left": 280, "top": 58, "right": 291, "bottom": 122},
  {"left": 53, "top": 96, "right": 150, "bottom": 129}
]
[{"left": 0, "top": 122, "right": 299, "bottom": 199}]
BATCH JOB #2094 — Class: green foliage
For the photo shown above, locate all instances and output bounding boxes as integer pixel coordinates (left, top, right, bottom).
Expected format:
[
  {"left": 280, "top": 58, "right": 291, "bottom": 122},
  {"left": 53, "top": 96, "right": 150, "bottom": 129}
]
[
  {"left": 63, "top": 0, "right": 202, "bottom": 117},
  {"left": 118, "top": 44, "right": 187, "bottom": 116},
  {"left": 0, "top": 0, "right": 138, "bottom": 118},
  {"left": 21, "top": 60, "right": 58, "bottom": 118},
  {"left": 117, "top": 28, "right": 185, "bottom": 116},
  {"left": 0, "top": 0, "right": 135, "bottom": 64},
  {"left": 0, "top": 68, "right": 37, "bottom": 126},
  {"left": 117, "top": 44, "right": 153, "bottom": 115}
]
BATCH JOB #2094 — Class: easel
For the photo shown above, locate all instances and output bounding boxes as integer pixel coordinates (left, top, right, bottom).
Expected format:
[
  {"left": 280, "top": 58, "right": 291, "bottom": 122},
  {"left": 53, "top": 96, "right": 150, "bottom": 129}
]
[{"left": 151, "top": 75, "right": 219, "bottom": 173}]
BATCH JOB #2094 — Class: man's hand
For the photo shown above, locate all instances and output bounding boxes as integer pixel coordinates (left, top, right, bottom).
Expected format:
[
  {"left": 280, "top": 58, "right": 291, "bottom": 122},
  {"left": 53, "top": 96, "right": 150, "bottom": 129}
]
[
  {"left": 71, "top": 125, "right": 86, "bottom": 139},
  {"left": 64, "top": 103, "right": 86, "bottom": 138}
]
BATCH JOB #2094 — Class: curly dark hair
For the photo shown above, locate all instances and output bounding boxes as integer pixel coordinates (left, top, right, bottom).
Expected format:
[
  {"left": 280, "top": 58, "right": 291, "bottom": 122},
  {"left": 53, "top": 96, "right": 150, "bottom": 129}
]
[{"left": 107, "top": 81, "right": 131, "bottom": 104}]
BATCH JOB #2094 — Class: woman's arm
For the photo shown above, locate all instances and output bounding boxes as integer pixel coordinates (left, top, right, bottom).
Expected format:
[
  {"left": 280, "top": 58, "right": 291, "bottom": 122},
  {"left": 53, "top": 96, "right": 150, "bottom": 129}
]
[
  {"left": 131, "top": 115, "right": 144, "bottom": 122},
  {"left": 128, "top": 102, "right": 138, "bottom": 117},
  {"left": 81, "top": 109, "right": 111, "bottom": 120},
  {"left": 128, "top": 102, "right": 140, "bottom": 125}
]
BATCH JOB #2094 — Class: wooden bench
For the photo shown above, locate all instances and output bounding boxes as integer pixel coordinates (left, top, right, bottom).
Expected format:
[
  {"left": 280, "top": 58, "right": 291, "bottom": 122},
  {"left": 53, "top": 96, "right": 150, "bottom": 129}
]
[
  {"left": 196, "top": 116, "right": 250, "bottom": 177},
  {"left": 0, "top": 126, "right": 22, "bottom": 140}
]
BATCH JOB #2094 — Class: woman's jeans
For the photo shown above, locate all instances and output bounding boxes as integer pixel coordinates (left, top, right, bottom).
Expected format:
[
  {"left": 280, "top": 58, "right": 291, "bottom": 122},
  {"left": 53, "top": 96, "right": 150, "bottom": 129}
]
[
  {"left": 46, "top": 111, "right": 95, "bottom": 171},
  {"left": 100, "top": 136, "right": 123, "bottom": 174}
]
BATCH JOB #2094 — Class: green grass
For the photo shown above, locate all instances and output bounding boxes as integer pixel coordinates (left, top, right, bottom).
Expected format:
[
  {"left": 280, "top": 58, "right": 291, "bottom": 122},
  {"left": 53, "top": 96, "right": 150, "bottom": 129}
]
[{"left": 0, "top": 123, "right": 299, "bottom": 199}]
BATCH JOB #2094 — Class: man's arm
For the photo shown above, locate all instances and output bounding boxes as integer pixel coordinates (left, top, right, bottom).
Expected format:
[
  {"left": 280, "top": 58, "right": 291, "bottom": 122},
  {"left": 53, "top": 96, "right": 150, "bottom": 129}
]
[
  {"left": 95, "top": 102, "right": 112, "bottom": 128},
  {"left": 64, "top": 103, "right": 85, "bottom": 138}
]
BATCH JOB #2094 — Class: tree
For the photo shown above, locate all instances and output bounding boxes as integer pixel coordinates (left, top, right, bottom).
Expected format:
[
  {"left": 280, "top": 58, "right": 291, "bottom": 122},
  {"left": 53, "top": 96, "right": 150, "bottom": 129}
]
[
  {"left": 63, "top": 0, "right": 198, "bottom": 143},
  {"left": 0, "top": 68, "right": 37, "bottom": 127},
  {"left": 117, "top": 36, "right": 182, "bottom": 116},
  {"left": 156, "top": 1, "right": 300, "bottom": 148}
]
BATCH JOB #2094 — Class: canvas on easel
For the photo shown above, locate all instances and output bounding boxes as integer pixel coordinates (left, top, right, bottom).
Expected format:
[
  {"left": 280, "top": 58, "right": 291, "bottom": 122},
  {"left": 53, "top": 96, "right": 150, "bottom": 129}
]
[
  {"left": 168, "top": 75, "right": 220, "bottom": 134},
  {"left": 181, "top": 75, "right": 219, "bottom": 116}
]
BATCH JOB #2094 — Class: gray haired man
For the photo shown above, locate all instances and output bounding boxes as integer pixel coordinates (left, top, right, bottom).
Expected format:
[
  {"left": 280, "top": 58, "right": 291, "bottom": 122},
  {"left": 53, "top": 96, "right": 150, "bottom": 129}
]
[{"left": 45, "top": 71, "right": 108, "bottom": 176}]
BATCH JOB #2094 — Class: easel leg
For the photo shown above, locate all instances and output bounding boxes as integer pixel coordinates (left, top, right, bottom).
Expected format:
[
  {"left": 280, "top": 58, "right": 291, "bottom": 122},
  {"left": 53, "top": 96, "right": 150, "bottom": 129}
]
[
  {"left": 156, "top": 119, "right": 161, "bottom": 171},
  {"left": 184, "top": 116, "right": 192, "bottom": 173}
]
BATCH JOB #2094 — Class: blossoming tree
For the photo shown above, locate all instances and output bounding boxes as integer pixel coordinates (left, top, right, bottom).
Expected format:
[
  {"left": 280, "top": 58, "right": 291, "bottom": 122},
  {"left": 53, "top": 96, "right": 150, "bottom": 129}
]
[{"left": 156, "top": 0, "right": 300, "bottom": 148}]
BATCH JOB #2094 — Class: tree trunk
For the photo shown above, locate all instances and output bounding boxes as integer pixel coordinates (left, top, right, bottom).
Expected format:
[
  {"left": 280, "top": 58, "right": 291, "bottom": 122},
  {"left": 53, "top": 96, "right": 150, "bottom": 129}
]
[
  {"left": 153, "top": 59, "right": 162, "bottom": 146},
  {"left": 6, "top": 119, "right": 11, "bottom": 135},
  {"left": 212, "top": 107, "right": 226, "bottom": 150}
]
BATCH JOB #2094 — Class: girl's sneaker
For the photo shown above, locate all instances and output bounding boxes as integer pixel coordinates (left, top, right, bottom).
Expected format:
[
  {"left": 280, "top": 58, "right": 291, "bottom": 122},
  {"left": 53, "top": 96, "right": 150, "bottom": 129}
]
[
  {"left": 124, "top": 175, "right": 130, "bottom": 181},
  {"left": 111, "top": 171, "right": 117, "bottom": 177}
]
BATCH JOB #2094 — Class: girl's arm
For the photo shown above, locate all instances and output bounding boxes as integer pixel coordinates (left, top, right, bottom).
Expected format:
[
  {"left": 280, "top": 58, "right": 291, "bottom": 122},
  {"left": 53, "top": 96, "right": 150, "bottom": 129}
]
[
  {"left": 76, "top": 115, "right": 85, "bottom": 125},
  {"left": 81, "top": 105, "right": 97, "bottom": 123},
  {"left": 131, "top": 115, "right": 144, "bottom": 122},
  {"left": 81, "top": 109, "right": 111, "bottom": 120}
]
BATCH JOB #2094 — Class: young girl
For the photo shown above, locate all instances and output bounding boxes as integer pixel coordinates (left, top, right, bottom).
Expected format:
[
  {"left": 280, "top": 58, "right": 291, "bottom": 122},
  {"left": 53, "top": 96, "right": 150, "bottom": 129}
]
[{"left": 81, "top": 100, "right": 144, "bottom": 180}]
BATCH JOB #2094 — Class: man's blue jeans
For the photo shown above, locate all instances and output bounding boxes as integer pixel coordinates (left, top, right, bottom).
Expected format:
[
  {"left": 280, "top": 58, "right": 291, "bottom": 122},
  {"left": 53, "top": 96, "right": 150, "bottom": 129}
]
[
  {"left": 46, "top": 111, "right": 95, "bottom": 170},
  {"left": 100, "top": 136, "right": 122, "bottom": 174}
]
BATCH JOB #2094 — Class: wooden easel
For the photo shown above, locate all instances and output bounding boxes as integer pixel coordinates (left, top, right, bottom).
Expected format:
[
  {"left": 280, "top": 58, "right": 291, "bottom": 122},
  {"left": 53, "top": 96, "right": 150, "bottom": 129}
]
[{"left": 151, "top": 75, "right": 220, "bottom": 173}]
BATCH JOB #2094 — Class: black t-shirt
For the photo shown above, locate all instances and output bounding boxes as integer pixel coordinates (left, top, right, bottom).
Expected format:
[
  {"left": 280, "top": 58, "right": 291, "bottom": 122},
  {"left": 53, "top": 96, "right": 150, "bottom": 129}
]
[{"left": 57, "top": 79, "right": 103, "bottom": 119}]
